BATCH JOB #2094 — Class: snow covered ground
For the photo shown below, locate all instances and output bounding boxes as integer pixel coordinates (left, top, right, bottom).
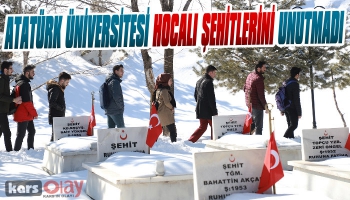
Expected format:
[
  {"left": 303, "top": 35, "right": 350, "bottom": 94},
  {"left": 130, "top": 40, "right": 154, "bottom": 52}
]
[{"left": 1, "top": 0, "right": 350, "bottom": 199}]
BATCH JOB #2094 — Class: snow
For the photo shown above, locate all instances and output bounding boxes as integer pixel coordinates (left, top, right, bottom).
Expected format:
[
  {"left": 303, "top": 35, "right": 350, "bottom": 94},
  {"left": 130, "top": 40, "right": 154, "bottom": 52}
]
[
  {"left": 318, "top": 157, "right": 350, "bottom": 171},
  {"left": 217, "top": 132, "right": 301, "bottom": 148},
  {"left": 0, "top": 0, "right": 349, "bottom": 199},
  {"left": 100, "top": 151, "right": 193, "bottom": 178},
  {"left": 46, "top": 136, "right": 97, "bottom": 153}
]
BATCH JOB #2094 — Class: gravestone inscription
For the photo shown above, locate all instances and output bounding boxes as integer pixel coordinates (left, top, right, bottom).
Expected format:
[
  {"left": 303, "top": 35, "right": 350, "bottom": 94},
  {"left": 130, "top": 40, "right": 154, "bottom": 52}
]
[
  {"left": 302, "top": 127, "right": 350, "bottom": 161},
  {"left": 212, "top": 115, "right": 246, "bottom": 140}
]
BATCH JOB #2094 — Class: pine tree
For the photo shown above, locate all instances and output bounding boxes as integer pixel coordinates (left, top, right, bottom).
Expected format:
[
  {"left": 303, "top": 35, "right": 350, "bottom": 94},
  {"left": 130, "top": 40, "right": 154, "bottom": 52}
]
[
  {"left": 194, "top": 0, "right": 350, "bottom": 126},
  {"left": 193, "top": 0, "right": 306, "bottom": 94}
]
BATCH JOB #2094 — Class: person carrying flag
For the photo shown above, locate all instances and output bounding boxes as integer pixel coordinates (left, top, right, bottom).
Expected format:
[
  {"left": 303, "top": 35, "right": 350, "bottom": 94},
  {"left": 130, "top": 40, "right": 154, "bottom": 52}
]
[
  {"left": 243, "top": 61, "right": 268, "bottom": 135},
  {"left": 152, "top": 73, "right": 177, "bottom": 143}
]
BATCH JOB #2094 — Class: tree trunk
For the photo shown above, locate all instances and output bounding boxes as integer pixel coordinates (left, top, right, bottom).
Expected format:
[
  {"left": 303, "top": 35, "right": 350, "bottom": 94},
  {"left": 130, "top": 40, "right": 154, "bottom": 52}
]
[
  {"left": 183, "top": 0, "right": 192, "bottom": 11},
  {"left": 164, "top": 48, "right": 174, "bottom": 93},
  {"left": 131, "top": 0, "right": 156, "bottom": 94},
  {"left": 159, "top": 0, "right": 175, "bottom": 137},
  {"left": 141, "top": 49, "right": 156, "bottom": 94},
  {"left": 98, "top": 50, "right": 102, "bottom": 66},
  {"left": 23, "top": 51, "right": 29, "bottom": 67},
  {"left": 331, "top": 70, "right": 347, "bottom": 127}
]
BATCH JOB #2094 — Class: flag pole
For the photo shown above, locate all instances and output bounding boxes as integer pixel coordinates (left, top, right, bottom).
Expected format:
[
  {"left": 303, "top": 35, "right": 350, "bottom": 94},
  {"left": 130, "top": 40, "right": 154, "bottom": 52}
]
[
  {"left": 267, "top": 103, "right": 276, "bottom": 194},
  {"left": 91, "top": 91, "right": 95, "bottom": 135},
  {"left": 91, "top": 91, "right": 95, "bottom": 105}
]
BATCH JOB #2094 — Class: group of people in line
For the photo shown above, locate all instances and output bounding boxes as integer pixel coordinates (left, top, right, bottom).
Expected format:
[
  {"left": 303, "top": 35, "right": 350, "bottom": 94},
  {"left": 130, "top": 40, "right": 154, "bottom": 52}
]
[
  {"left": 0, "top": 60, "right": 302, "bottom": 152},
  {"left": 0, "top": 62, "right": 39, "bottom": 152},
  {"left": 151, "top": 62, "right": 302, "bottom": 143},
  {"left": 243, "top": 61, "right": 302, "bottom": 138},
  {"left": 0, "top": 61, "right": 72, "bottom": 151}
]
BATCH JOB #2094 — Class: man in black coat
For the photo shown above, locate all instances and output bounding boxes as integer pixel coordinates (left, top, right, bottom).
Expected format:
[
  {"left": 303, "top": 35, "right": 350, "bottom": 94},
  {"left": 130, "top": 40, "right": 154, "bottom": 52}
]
[
  {"left": 105, "top": 64, "right": 125, "bottom": 128},
  {"left": 0, "top": 61, "right": 22, "bottom": 151},
  {"left": 188, "top": 65, "right": 218, "bottom": 143},
  {"left": 47, "top": 72, "right": 71, "bottom": 141},
  {"left": 283, "top": 67, "right": 302, "bottom": 138}
]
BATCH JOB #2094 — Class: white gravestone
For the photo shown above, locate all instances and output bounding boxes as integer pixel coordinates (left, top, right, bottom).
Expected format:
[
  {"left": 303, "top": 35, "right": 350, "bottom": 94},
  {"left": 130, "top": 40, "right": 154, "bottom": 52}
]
[
  {"left": 193, "top": 149, "right": 271, "bottom": 200},
  {"left": 53, "top": 116, "right": 89, "bottom": 141},
  {"left": 302, "top": 127, "right": 350, "bottom": 161},
  {"left": 212, "top": 115, "right": 246, "bottom": 140},
  {"left": 97, "top": 127, "right": 149, "bottom": 162}
]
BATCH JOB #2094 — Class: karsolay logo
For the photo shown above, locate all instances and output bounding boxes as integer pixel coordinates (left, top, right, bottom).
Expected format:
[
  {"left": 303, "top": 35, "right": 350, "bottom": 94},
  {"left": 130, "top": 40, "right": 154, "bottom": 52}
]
[
  {"left": 43, "top": 180, "right": 84, "bottom": 197},
  {"left": 5, "top": 180, "right": 42, "bottom": 196}
]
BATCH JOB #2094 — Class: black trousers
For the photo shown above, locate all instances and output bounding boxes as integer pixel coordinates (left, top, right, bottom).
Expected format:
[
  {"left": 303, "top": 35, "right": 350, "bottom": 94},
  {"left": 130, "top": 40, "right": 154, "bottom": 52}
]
[
  {"left": 14, "top": 120, "right": 36, "bottom": 151},
  {"left": 51, "top": 125, "right": 54, "bottom": 142},
  {"left": 284, "top": 108, "right": 299, "bottom": 138},
  {"left": 251, "top": 108, "right": 264, "bottom": 135},
  {"left": 166, "top": 123, "right": 177, "bottom": 142},
  {"left": 0, "top": 113, "right": 13, "bottom": 152}
]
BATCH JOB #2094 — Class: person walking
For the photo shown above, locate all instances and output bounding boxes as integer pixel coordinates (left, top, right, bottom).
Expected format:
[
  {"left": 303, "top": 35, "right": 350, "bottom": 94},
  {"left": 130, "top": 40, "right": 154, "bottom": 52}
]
[
  {"left": 188, "top": 65, "right": 218, "bottom": 143},
  {"left": 243, "top": 61, "right": 268, "bottom": 135},
  {"left": 152, "top": 73, "right": 177, "bottom": 142},
  {"left": 105, "top": 64, "right": 125, "bottom": 128},
  {"left": 0, "top": 61, "right": 22, "bottom": 152},
  {"left": 13, "top": 65, "right": 38, "bottom": 151},
  {"left": 283, "top": 67, "right": 302, "bottom": 139},
  {"left": 47, "top": 72, "right": 71, "bottom": 141}
]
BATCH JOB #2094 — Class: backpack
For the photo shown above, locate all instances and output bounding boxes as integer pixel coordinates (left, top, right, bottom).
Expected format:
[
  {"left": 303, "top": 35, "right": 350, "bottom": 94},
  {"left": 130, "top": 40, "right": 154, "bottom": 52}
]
[
  {"left": 8, "top": 85, "right": 20, "bottom": 115},
  {"left": 99, "top": 79, "right": 112, "bottom": 110},
  {"left": 275, "top": 80, "right": 297, "bottom": 112}
]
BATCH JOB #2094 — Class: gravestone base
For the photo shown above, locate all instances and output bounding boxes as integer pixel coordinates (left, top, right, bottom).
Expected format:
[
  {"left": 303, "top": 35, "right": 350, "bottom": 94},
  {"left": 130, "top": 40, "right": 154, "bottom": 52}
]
[
  {"left": 42, "top": 142, "right": 97, "bottom": 175},
  {"left": 204, "top": 140, "right": 301, "bottom": 171},
  {"left": 83, "top": 162, "right": 194, "bottom": 200},
  {"left": 288, "top": 160, "right": 350, "bottom": 200}
]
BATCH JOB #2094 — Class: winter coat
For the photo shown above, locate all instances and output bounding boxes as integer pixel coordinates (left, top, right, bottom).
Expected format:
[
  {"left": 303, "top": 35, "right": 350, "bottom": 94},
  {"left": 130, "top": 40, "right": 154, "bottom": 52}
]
[
  {"left": 46, "top": 80, "right": 66, "bottom": 125},
  {"left": 0, "top": 73, "right": 13, "bottom": 114},
  {"left": 156, "top": 86, "right": 175, "bottom": 126},
  {"left": 105, "top": 74, "right": 124, "bottom": 115},
  {"left": 13, "top": 74, "right": 38, "bottom": 122},
  {"left": 194, "top": 74, "right": 218, "bottom": 119},
  {"left": 243, "top": 71, "right": 267, "bottom": 110},
  {"left": 285, "top": 77, "right": 302, "bottom": 116}
]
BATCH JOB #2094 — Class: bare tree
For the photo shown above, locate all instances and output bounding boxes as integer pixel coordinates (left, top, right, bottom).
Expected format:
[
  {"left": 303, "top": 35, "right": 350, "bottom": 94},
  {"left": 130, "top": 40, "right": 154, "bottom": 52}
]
[
  {"left": 159, "top": 0, "right": 192, "bottom": 95},
  {"left": 131, "top": 0, "right": 156, "bottom": 95}
]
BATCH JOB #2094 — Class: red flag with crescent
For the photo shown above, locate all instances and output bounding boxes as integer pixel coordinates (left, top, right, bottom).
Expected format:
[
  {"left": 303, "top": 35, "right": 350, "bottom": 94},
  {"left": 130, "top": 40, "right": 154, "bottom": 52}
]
[
  {"left": 87, "top": 104, "right": 96, "bottom": 136},
  {"left": 242, "top": 105, "right": 252, "bottom": 134},
  {"left": 257, "top": 132, "right": 284, "bottom": 193},
  {"left": 345, "top": 133, "right": 350, "bottom": 151},
  {"left": 146, "top": 104, "right": 163, "bottom": 148}
]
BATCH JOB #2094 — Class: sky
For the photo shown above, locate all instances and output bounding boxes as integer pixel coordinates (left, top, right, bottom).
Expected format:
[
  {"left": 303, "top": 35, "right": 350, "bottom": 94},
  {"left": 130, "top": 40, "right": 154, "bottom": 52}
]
[{"left": 0, "top": 0, "right": 350, "bottom": 199}]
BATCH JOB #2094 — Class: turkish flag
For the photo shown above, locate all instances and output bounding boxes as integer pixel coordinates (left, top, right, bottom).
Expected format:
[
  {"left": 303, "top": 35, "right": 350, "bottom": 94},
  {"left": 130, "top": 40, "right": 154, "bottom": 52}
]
[
  {"left": 87, "top": 104, "right": 96, "bottom": 136},
  {"left": 257, "top": 132, "right": 284, "bottom": 194},
  {"left": 146, "top": 104, "right": 163, "bottom": 148},
  {"left": 242, "top": 105, "right": 252, "bottom": 134},
  {"left": 345, "top": 133, "right": 350, "bottom": 151}
]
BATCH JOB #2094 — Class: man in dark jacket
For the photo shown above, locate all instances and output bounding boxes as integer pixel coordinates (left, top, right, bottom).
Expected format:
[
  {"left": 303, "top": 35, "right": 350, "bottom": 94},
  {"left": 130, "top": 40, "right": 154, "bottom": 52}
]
[
  {"left": 47, "top": 72, "right": 71, "bottom": 141},
  {"left": 0, "top": 61, "right": 22, "bottom": 151},
  {"left": 105, "top": 64, "right": 125, "bottom": 128},
  {"left": 244, "top": 61, "right": 268, "bottom": 135},
  {"left": 14, "top": 65, "right": 38, "bottom": 151},
  {"left": 188, "top": 65, "right": 218, "bottom": 143},
  {"left": 283, "top": 67, "right": 302, "bottom": 138}
]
